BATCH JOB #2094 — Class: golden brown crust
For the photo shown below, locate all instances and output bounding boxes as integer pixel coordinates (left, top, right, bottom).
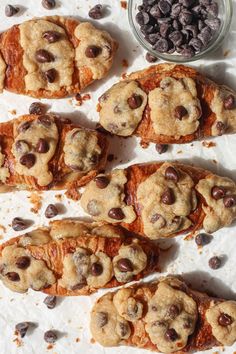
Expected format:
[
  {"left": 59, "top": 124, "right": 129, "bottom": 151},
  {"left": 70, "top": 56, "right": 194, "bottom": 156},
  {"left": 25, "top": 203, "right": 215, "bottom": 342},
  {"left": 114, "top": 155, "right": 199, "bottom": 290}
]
[{"left": 0, "top": 114, "right": 109, "bottom": 191}]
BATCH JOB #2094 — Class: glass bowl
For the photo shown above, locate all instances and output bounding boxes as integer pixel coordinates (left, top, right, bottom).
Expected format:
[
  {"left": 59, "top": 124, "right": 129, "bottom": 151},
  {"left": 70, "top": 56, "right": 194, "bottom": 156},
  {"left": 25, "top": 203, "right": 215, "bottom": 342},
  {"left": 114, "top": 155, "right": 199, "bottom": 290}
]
[{"left": 128, "top": 0, "right": 233, "bottom": 63}]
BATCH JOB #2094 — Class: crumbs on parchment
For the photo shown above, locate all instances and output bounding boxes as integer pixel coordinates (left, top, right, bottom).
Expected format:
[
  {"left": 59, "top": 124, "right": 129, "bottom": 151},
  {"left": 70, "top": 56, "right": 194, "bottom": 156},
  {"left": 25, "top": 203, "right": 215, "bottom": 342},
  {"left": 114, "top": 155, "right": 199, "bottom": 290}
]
[
  {"left": 202, "top": 141, "right": 216, "bottom": 148},
  {"left": 122, "top": 59, "right": 129, "bottom": 68},
  {"left": 223, "top": 49, "right": 231, "bottom": 57},
  {"left": 90, "top": 338, "right": 95, "bottom": 344},
  {"left": 75, "top": 93, "right": 91, "bottom": 106},
  {"left": 75, "top": 337, "right": 80, "bottom": 343},
  {"left": 120, "top": 1, "right": 127, "bottom": 9},
  {"left": 28, "top": 192, "right": 42, "bottom": 214},
  {"left": 65, "top": 188, "right": 81, "bottom": 201}
]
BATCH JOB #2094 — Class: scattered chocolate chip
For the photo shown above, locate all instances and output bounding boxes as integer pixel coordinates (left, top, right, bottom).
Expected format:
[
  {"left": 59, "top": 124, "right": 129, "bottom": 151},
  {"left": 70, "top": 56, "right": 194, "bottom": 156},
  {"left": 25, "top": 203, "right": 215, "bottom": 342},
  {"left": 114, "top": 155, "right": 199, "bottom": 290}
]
[
  {"left": 108, "top": 208, "right": 125, "bottom": 220},
  {"left": 43, "top": 295, "right": 57, "bottom": 309},
  {"left": 42, "top": 0, "right": 56, "bottom": 9},
  {"left": 117, "top": 258, "right": 133, "bottom": 272},
  {"left": 195, "top": 233, "right": 212, "bottom": 246},
  {"left": 89, "top": 4, "right": 103, "bottom": 19},
  {"left": 97, "top": 311, "right": 108, "bottom": 327},
  {"left": 36, "top": 138, "right": 49, "bottom": 153},
  {"left": 146, "top": 52, "right": 158, "bottom": 63},
  {"left": 165, "top": 328, "right": 179, "bottom": 341},
  {"left": 43, "top": 68, "right": 57, "bottom": 83},
  {"left": 85, "top": 45, "right": 102, "bottom": 58},
  {"left": 218, "top": 313, "right": 233, "bottom": 326},
  {"left": 165, "top": 166, "right": 179, "bottom": 182},
  {"left": 35, "top": 49, "right": 54, "bottom": 63},
  {"left": 209, "top": 256, "right": 221, "bottom": 269},
  {"left": 20, "top": 153, "right": 36, "bottom": 169},
  {"left": 91, "top": 262, "right": 103, "bottom": 276},
  {"left": 174, "top": 105, "right": 188, "bottom": 120},
  {"left": 29, "top": 102, "right": 45, "bottom": 115},
  {"left": 12, "top": 217, "right": 28, "bottom": 231},
  {"left": 16, "top": 256, "right": 31, "bottom": 269},
  {"left": 216, "top": 121, "right": 226, "bottom": 136},
  {"left": 167, "top": 304, "right": 180, "bottom": 319},
  {"left": 161, "top": 188, "right": 175, "bottom": 205},
  {"left": 5, "top": 4, "right": 19, "bottom": 17},
  {"left": 94, "top": 176, "right": 109, "bottom": 189},
  {"left": 156, "top": 144, "right": 168, "bottom": 154},
  {"left": 15, "top": 322, "right": 30, "bottom": 338},
  {"left": 45, "top": 204, "right": 58, "bottom": 218},
  {"left": 6, "top": 272, "right": 20, "bottom": 281},
  {"left": 87, "top": 200, "right": 100, "bottom": 216},
  {"left": 127, "top": 94, "right": 143, "bottom": 109},
  {"left": 38, "top": 115, "right": 52, "bottom": 127},
  {"left": 43, "top": 31, "right": 61, "bottom": 43},
  {"left": 223, "top": 195, "right": 236, "bottom": 208},
  {"left": 18, "top": 121, "right": 31, "bottom": 133},
  {"left": 44, "top": 330, "right": 58, "bottom": 343},
  {"left": 223, "top": 94, "right": 235, "bottom": 110},
  {"left": 211, "top": 186, "right": 226, "bottom": 200}
]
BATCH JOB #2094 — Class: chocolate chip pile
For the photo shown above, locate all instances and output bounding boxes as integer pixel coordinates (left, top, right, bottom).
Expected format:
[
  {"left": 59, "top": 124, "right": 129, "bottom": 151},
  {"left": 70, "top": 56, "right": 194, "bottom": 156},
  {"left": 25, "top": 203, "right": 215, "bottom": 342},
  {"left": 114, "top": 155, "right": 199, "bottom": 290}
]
[{"left": 135, "top": 0, "right": 222, "bottom": 58}]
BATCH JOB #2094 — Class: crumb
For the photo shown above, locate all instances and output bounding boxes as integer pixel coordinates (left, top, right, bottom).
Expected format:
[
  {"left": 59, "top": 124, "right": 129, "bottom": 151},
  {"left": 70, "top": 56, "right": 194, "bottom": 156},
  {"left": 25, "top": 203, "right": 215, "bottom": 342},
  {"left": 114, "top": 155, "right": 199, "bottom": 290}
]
[
  {"left": 140, "top": 140, "right": 149, "bottom": 149},
  {"left": 28, "top": 192, "right": 42, "bottom": 214},
  {"left": 223, "top": 49, "right": 231, "bottom": 57},
  {"left": 212, "top": 159, "right": 218, "bottom": 164},
  {"left": 90, "top": 338, "right": 95, "bottom": 344},
  {"left": 120, "top": 1, "right": 127, "bottom": 9},
  {"left": 9, "top": 109, "right": 17, "bottom": 115},
  {"left": 47, "top": 344, "right": 54, "bottom": 350},
  {"left": 121, "top": 72, "right": 127, "bottom": 79},
  {"left": 75, "top": 93, "right": 91, "bottom": 106},
  {"left": 177, "top": 150, "right": 182, "bottom": 154},
  {"left": 107, "top": 154, "right": 114, "bottom": 162},
  {"left": 68, "top": 319, "right": 72, "bottom": 324},
  {"left": 96, "top": 103, "right": 102, "bottom": 112},
  {"left": 65, "top": 188, "right": 81, "bottom": 201},
  {"left": 122, "top": 59, "right": 128, "bottom": 68},
  {"left": 0, "top": 224, "right": 6, "bottom": 233},
  {"left": 68, "top": 99, "right": 73, "bottom": 105},
  {"left": 202, "top": 141, "right": 216, "bottom": 148},
  {"left": 0, "top": 235, "right": 3, "bottom": 239},
  {"left": 13, "top": 337, "right": 23, "bottom": 347},
  {"left": 190, "top": 143, "right": 194, "bottom": 146},
  {"left": 76, "top": 338, "right": 80, "bottom": 343},
  {"left": 82, "top": 94, "right": 91, "bottom": 101},
  {"left": 55, "top": 194, "right": 63, "bottom": 202}
]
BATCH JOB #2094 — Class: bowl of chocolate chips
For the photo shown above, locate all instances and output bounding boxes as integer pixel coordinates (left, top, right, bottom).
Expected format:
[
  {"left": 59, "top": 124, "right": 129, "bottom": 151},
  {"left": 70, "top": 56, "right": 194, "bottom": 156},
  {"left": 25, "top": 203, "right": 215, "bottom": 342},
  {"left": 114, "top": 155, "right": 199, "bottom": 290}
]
[{"left": 128, "top": 0, "right": 232, "bottom": 61}]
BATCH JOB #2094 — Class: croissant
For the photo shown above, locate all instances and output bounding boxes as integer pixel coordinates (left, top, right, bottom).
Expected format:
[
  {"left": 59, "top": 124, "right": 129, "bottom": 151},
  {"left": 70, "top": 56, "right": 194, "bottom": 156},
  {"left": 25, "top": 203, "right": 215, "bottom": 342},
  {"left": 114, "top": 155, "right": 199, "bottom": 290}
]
[
  {"left": 0, "top": 16, "right": 118, "bottom": 98},
  {"left": 0, "top": 113, "right": 108, "bottom": 191},
  {"left": 91, "top": 275, "right": 236, "bottom": 353},
  {"left": 98, "top": 63, "right": 236, "bottom": 144},
  {"left": 0, "top": 219, "right": 160, "bottom": 295},
  {"left": 80, "top": 161, "right": 236, "bottom": 238}
]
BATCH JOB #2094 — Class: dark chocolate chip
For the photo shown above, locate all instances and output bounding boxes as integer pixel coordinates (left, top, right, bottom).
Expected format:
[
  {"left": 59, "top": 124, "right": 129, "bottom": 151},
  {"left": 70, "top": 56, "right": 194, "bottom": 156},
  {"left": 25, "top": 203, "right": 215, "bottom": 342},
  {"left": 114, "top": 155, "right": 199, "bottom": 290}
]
[
  {"left": 44, "top": 295, "right": 57, "bottom": 309},
  {"left": 97, "top": 312, "right": 108, "bottom": 327},
  {"left": 171, "top": 3, "right": 182, "bottom": 18},
  {"left": 169, "top": 31, "right": 183, "bottom": 47},
  {"left": 172, "top": 19, "right": 181, "bottom": 31},
  {"left": 127, "top": 94, "right": 143, "bottom": 109},
  {"left": 12, "top": 217, "right": 28, "bottom": 231},
  {"left": 43, "top": 68, "right": 57, "bottom": 83},
  {"left": 198, "top": 26, "right": 212, "bottom": 46},
  {"left": 43, "top": 31, "right": 61, "bottom": 43},
  {"left": 89, "top": 4, "right": 103, "bottom": 19},
  {"left": 199, "top": 0, "right": 211, "bottom": 5},
  {"left": 167, "top": 304, "right": 180, "bottom": 319},
  {"left": 36, "top": 138, "right": 49, "bottom": 153},
  {"left": 205, "top": 18, "right": 221, "bottom": 32},
  {"left": 15, "top": 322, "right": 30, "bottom": 338},
  {"left": 117, "top": 258, "right": 133, "bottom": 272},
  {"left": 223, "top": 195, "right": 236, "bottom": 208},
  {"left": 189, "top": 38, "right": 203, "bottom": 51},
  {"left": 35, "top": 49, "right": 55, "bottom": 63},
  {"left": 161, "top": 188, "right": 175, "bottom": 205},
  {"left": 45, "top": 204, "right": 58, "bottom": 218},
  {"left": 150, "top": 5, "right": 162, "bottom": 18},
  {"left": 165, "top": 166, "right": 179, "bottom": 182},
  {"left": 18, "top": 121, "right": 31, "bottom": 133},
  {"left": 160, "top": 23, "right": 171, "bottom": 38},
  {"left": 146, "top": 33, "right": 161, "bottom": 45},
  {"left": 179, "top": 10, "right": 192, "bottom": 26},
  {"left": 44, "top": 330, "right": 58, "bottom": 343},
  {"left": 180, "top": 0, "right": 195, "bottom": 8},
  {"left": 20, "top": 153, "right": 36, "bottom": 169},
  {"left": 16, "top": 256, "right": 31, "bottom": 269},
  {"left": 181, "top": 46, "right": 195, "bottom": 58},
  {"left": 158, "top": 0, "right": 171, "bottom": 15},
  {"left": 174, "top": 105, "right": 188, "bottom": 120},
  {"left": 223, "top": 94, "right": 235, "bottom": 110},
  {"left": 165, "top": 328, "right": 179, "bottom": 341},
  {"left": 94, "top": 176, "right": 109, "bottom": 189},
  {"left": 5, "top": 4, "right": 19, "bottom": 17},
  {"left": 185, "top": 25, "right": 198, "bottom": 38},
  {"left": 141, "top": 24, "right": 154, "bottom": 35},
  {"left": 108, "top": 208, "right": 125, "bottom": 220},
  {"left": 211, "top": 186, "right": 226, "bottom": 200},
  {"left": 216, "top": 121, "right": 226, "bottom": 136},
  {"left": 198, "top": 20, "right": 205, "bottom": 31},
  {"left": 218, "top": 313, "right": 233, "bottom": 326},
  {"left": 85, "top": 45, "right": 102, "bottom": 58},
  {"left": 154, "top": 38, "right": 169, "bottom": 52},
  {"left": 206, "top": 2, "right": 218, "bottom": 17},
  {"left": 29, "top": 102, "right": 45, "bottom": 115},
  {"left": 155, "top": 144, "right": 168, "bottom": 154},
  {"left": 209, "top": 256, "right": 221, "bottom": 269},
  {"left": 42, "top": 0, "right": 56, "bottom": 9},
  {"left": 6, "top": 272, "right": 20, "bottom": 281},
  {"left": 38, "top": 115, "right": 52, "bottom": 127},
  {"left": 195, "top": 233, "right": 212, "bottom": 246},
  {"left": 146, "top": 52, "right": 158, "bottom": 63},
  {"left": 135, "top": 11, "right": 150, "bottom": 25},
  {"left": 91, "top": 262, "right": 103, "bottom": 276},
  {"left": 87, "top": 200, "right": 100, "bottom": 216}
]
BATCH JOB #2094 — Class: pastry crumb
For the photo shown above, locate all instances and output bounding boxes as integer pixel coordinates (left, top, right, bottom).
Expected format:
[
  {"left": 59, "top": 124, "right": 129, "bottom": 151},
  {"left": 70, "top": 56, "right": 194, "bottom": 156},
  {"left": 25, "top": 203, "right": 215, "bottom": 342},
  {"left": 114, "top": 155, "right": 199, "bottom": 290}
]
[
  {"left": 28, "top": 192, "right": 42, "bottom": 214},
  {"left": 202, "top": 141, "right": 216, "bottom": 148},
  {"left": 75, "top": 93, "right": 91, "bottom": 106},
  {"left": 120, "top": 1, "right": 127, "bottom": 9},
  {"left": 13, "top": 337, "right": 23, "bottom": 347},
  {"left": 9, "top": 109, "right": 17, "bottom": 115},
  {"left": 47, "top": 344, "right": 54, "bottom": 350},
  {"left": 65, "top": 188, "right": 81, "bottom": 201},
  {"left": 122, "top": 59, "right": 128, "bottom": 68},
  {"left": 96, "top": 103, "right": 102, "bottom": 112},
  {"left": 107, "top": 154, "right": 114, "bottom": 162},
  {"left": 140, "top": 140, "right": 149, "bottom": 149},
  {"left": 223, "top": 49, "right": 231, "bottom": 57},
  {"left": 177, "top": 150, "right": 182, "bottom": 154},
  {"left": 75, "top": 337, "right": 80, "bottom": 342},
  {"left": 55, "top": 194, "right": 63, "bottom": 202},
  {"left": 90, "top": 338, "right": 95, "bottom": 344},
  {"left": 0, "top": 224, "right": 6, "bottom": 233},
  {"left": 212, "top": 159, "right": 218, "bottom": 164}
]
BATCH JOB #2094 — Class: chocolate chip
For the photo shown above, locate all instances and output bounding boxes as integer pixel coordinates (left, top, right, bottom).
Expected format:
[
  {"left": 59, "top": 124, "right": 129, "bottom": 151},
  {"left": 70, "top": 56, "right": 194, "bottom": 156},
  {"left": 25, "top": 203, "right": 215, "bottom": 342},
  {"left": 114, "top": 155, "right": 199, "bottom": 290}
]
[
  {"left": 165, "top": 166, "right": 179, "bottom": 182},
  {"left": 108, "top": 208, "right": 125, "bottom": 220},
  {"left": 181, "top": 46, "right": 195, "bottom": 58},
  {"left": 91, "top": 262, "right": 103, "bottom": 276},
  {"left": 18, "top": 121, "right": 31, "bottom": 133},
  {"left": 172, "top": 19, "right": 181, "bottom": 30},
  {"left": 43, "top": 68, "right": 57, "bottom": 83},
  {"left": 156, "top": 144, "right": 168, "bottom": 154},
  {"left": 189, "top": 38, "right": 203, "bottom": 51},
  {"left": 161, "top": 188, "right": 175, "bottom": 205},
  {"left": 218, "top": 313, "right": 233, "bottom": 326},
  {"left": 185, "top": 24, "right": 198, "bottom": 38},
  {"left": 29, "top": 102, "right": 45, "bottom": 115},
  {"left": 35, "top": 49, "right": 54, "bottom": 63},
  {"left": 135, "top": 11, "right": 150, "bottom": 25},
  {"left": 205, "top": 18, "right": 221, "bottom": 32},
  {"left": 179, "top": 9, "right": 192, "bottom": 26},
  {"left": 165, "top": 328, "right": 179, "bottom": 341},
  {"left": 94, "top": 176, "right": 109, "bottom": 189},
  {"left": 12, "top": 217, "right": 28, "bottom": 231},
  {"left": 145, "top": 52, "right": 158, "bottom": 63},
  {"left": 146, "top": 33, "right": 161, "bottom": 45},
  {"left": 150, "top": 213, "right": 161, "bottom": 224},
  {"left": 97, "top": 312, "right": 108, "bottom": 327},
  {"left": 5, "top": 4, "right": 19, "bottom": 17},
  {"left": 216, "top": 121, "right": 226, "bottom": 136},
  {"left": 174, "top": 105, "right": 188, "bottom": 119},
  {"left": 15, "top": 322, "right": 30, "bottom": 338},
  {"left": 206, "top": 2, "right": 218, "bottom": 17},
  {"left": 85, "top": 45, "right": 102, "bottom": 58},
  {"left": 16, "top": 256, "right": 31, "bottom": 269},
  {"left": 127, "top": 94, "right": 143, "bottom": 109},
  {"left": 171, "top": 3, "right": 182, "bottom": 17},
  {"left": 167, "top": 304, "right": 180, "bottom": 319},
  {"left": 89, "top": 4, "right": 103, "bottom": 19},
  {"left": 44, "top": 330, "right": 58, "bottom": 343},
  {"left": 43, "top": 31, "right": 61, "bottom": 43},
  {"left": 160, "top": 22, "right": 171, "bottom": 38},
  {"left": 117, "top": 258, "right": 133, "bottom": 272},
  {"left": 44, "top": 295, "right": 57, "bottom": 309},
  {"left": 169, "top": 31, "right": 183, "bottom": 47},
  {"left": 154, "top": 38, "right": 169, "bottom": 52},
  {"left": 223, "top": 195, "right": 236, "bottom": 208},
  {"left": 36, "top": 138, "right": 49, "bottom": 153},
  {"left": 150, "top": 4, "right": 162, "bottom": 18},
  {"left": 87, "top": 200, "right": 100, "bottom": 216},
  {"left": 42, "top": 0, "right": 56, "bottom": 9},
  {"left": 119, "top": 322, "right": 129, "bottom": 337},
  {"left": 209, "top": 256, "right": 221, "bottom": 269},
  {"left": 195, "top": 233, "right": 212, "bottom": 246},
  {"left": 198, "top": 26, "right": 212, "bottom": 46},
  {"left": 6, "top": 272, "right": 20, "bottom": 281},
  {"left": 158, "top": 0, "right": 171, "bottom": 15},
  {"left": 38, "top": 115, "right": 52, "bottom": 127},
  {"left": 45, "top": 204, "right": 58, "bottom": 218},
  {"left": 20, "top": 153, "right": 36, "bottom": 169},
  {"left": 211, "top": 186, "right": 226, "bottom": 200},
  {"left": 223, "top": 94, "right": 235, "bottom": 110}
]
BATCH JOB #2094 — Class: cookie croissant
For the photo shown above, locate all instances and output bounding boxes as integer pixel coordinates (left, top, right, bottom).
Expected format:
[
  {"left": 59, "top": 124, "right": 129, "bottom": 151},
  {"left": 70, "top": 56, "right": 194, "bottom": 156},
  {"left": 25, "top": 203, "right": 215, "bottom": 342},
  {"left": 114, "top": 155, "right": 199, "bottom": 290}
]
[
  {"left": 0, "top": 16, "right": 118, "bottom": 98},
  {"left": 91, "top": 276, "right": 236, "bottom": 353},
  {"left": 98, "top": 63, "right": 236, "bottom": 144},
  {"left": 0, "top": 220, "right": 160, "bottom": 295},
  {"left": 80, "top": 161, "right": 236, "bottom": 238}
]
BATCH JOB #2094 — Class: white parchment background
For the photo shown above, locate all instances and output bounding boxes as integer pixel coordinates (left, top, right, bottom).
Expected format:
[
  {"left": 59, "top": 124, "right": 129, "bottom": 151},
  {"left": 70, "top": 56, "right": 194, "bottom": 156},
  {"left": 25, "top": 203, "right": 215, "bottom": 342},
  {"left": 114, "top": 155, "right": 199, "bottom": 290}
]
[{"left": 0, "top": 0, "right": 236, "bottom": 353}]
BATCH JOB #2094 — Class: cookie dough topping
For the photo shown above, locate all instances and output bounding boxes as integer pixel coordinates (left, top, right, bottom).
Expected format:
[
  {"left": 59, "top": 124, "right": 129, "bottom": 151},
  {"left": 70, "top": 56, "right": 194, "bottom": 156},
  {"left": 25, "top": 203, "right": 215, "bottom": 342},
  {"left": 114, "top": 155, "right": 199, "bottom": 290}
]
[
  {"left": 64, "top": 129, "right": 102, "bottom": 173},
  {"left": 19, "top": 19, "right": 74, "bottom": 92},
  {"left": 137, "top": 163, "right": 197, "bottom": 239},
  {"left": 75, "top": 22, "right": 115, "bottom": 80},
  {"left": 210, "top": 87, "right": 236, "bottom": 136},
  {"left": 80, "top": 170, "right": 136, "bottom": 224},
  {"left": 206, "top": 301, "right": 236, "bottom": 346},
  {"left": 113, "top": 288, "right": 143, "bottom": 322},
  {"left": 145, "top": 279, "right": 197, "bottom": 353},
  {"left": 149, "top": 77, "right": 202, "bottom": 138},
  {"left": 0, "top": 53, "right": 6, "bottom": 92},
  {"left": 12, "top": 115, "right": 58, "bottom": 186},
  {"left": 0, "top": 145, "right": 10, "bottom": 183},
  {"left": 90, "top": 293, "right": 131, "bottom": 347},
  {"left": 0, "top": 245, "right": 55, "bottom": 293},
  {"left": 113, "top": 243, "right": 147, "bottom": 282},
  {"left": 196, "top": 174, "right": 236, "bottom": 233},
  {"left": 99, "top": 81, "right": 147, "bottom": 136}
]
